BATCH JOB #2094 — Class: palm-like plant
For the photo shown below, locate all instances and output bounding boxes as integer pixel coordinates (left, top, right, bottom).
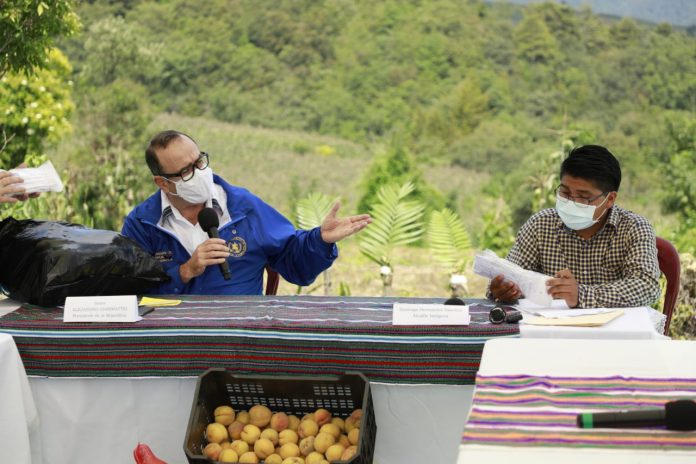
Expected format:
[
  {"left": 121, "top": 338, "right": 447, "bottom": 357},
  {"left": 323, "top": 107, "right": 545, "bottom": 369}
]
[
  {"left": 359, "top": 182, "right": 425, "bottom": 295},
  {"left": 296, "top": 192, "right": 336, "bottom": 295},
  {"left": 427, "top": 208, "right": 473, "bottom": 297}
]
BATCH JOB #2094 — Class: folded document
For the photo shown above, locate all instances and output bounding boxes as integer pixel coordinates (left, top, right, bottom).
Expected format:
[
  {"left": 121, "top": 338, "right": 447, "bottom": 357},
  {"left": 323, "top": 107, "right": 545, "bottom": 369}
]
[
  {"left": 473, "top": 249, "right": 552, "bottom": 306},
  {"left": 4, "top": 161, "right": 63, "bottom": 195}
]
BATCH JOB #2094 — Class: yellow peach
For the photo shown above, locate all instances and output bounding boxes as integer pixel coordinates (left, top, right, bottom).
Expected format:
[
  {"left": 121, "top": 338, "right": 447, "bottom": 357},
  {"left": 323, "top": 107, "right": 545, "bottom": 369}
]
[
  {"left": 325, "top": 443, "right": 345, "bottom": 462},
  {"left": 313, "top": 408, "right": 331, "bottom": 426},
  {"left": 241, "top": 424, "right": 261, "bottom": 445},
  {"left": 228, "top": 421, "right": 245, "bottom": 440},
  {"left": 313, "top": 432, "right": 335, "bottom": 454},
  {"left": 264, "top": 454, "right": 283, "bottom": 464},
  {"left": 236, "top": 411, "right": 250, "bottom": 424},
  {"left": 281, "top": 458, "right": 305, "bottom": 464},
  {"left": 348, "top": 427, "right": 360, "bottom": 446},
  {"left": 278, "top": 442, "right": 301, "bottom": 459},
  {"left": 238, "top": 451, "right": 259, "bottom": 463},
  {"left": 270, "top": 412, "right": 290, "bottom": 432},
  {"left": 319, "top": 423, "right": 341, "bottom": 440},
  {"left": 298, "top": 435, "right": 315, "bottom": 456},
  {"left": 249, "top": 405, "right": 272, "bottom": 428},
  {"left": 330, "top": 417, "right": 345, "bottom": 432},
  {"left": 338, "top": 434, "right": 350, "bottom": 448},
  {"left": 298, "top": 419, "right": 319, "bottom": 438},
  {"left": 288, "top": 415, "right": 301, "bottom": 431},
  {"left": 341, "top": 445, "right": 358, "bottom": 460},
  {"left": 278, "top": 429, "right": 299, "bottom": 446},
  {"left": 218, "top": 448, "right": 239, "bottom": 463},
  {"left": 304, "top": 452, "right": 325, "bottom": 464},
  {"left": 254, "top": 437, "right": 275, "bottom": 459},
  {"left": 203, "top": 442, "right": 222, "bottom": 460},
  {"left": 206, "top": 422, "right": 229, "bottom": 443},
  {"left": 215, "top": 405, "right": 236, "bottom": 426},
  {"left": 230, "top": 439, "right": 250, "bottom": 456},
  {"left": 261, "top": 427, "right": 279, "bottom": 445}
]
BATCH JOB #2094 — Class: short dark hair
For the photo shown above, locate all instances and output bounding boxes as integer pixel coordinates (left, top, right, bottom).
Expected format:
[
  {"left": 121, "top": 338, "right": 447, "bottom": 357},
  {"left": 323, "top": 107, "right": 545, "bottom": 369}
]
[
  {"left": 560, "top": 145, "right": 621, "bottom": 192},
  {"left": 145, "top": 130, "right": 197, "bottom": 176}
]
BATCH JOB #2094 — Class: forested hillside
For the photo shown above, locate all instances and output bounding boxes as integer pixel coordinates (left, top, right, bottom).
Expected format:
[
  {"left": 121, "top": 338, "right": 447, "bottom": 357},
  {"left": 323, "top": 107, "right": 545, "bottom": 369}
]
[
  {"left": 2, "top": 0, "right": 695, "bottom": 335},
  {"left": 53, "top": 0, "right": 694, "bottom": 238}
]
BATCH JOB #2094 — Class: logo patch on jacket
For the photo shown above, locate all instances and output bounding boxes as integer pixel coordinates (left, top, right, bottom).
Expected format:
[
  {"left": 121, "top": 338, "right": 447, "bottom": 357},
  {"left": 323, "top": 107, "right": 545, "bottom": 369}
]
[
  {"left": 227, "top": 237, "right": 247, "bottom": 257},
  {"left": 154, "top": 250, "right": 174, "bottom": 262}
]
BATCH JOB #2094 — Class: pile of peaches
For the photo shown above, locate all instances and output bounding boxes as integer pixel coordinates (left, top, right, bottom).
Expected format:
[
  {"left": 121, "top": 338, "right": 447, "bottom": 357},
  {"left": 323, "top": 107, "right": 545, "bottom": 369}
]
[{"left": 202, "top": 404, "right": 363, "bottom": 463}]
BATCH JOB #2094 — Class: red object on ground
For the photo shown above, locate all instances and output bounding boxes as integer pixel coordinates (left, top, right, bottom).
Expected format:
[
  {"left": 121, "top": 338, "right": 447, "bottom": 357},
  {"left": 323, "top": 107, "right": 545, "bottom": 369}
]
[{"left": 133, "top": 443, "right": 168, "bottom": 464}]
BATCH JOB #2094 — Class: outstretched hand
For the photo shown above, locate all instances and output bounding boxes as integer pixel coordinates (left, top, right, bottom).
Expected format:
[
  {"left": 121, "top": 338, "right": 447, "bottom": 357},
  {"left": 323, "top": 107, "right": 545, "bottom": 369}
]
[{"left": 320, "top": 202, "right": 372, "bottom": 244}]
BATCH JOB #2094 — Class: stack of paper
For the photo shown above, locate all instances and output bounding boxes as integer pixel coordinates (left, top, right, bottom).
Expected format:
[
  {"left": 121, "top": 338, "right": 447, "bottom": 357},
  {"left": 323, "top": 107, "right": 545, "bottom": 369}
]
[
  {"left": 473, "top": 249, "right": 552, "bottom": 306},
  {"left": 515, "top": 299, "right": 625, "bottom": 327}
]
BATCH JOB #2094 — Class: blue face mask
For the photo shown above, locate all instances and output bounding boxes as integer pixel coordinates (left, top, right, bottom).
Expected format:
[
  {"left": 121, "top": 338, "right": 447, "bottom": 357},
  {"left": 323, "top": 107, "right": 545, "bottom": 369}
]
[{"left": 555, "top": 195, "right": 609, "bottom": 231}]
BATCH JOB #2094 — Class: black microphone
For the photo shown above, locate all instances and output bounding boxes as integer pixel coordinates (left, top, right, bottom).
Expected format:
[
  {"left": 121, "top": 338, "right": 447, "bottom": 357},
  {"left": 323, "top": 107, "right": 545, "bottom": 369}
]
[
  {"left": 577, "top": 399, "right": 696, "bottom": 431},
  {"left": 197, "top": 207, "right": 231, "bottom": 280}
]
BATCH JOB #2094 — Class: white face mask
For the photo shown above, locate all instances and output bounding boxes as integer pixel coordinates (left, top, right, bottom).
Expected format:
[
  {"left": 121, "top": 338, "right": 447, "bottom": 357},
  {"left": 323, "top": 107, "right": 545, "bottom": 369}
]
[
  {"left": 163, "top": 167, "right": 213, "bottom": 204},
  {"left": 555, "top": 194, "right": 608, "bottom": 231}
]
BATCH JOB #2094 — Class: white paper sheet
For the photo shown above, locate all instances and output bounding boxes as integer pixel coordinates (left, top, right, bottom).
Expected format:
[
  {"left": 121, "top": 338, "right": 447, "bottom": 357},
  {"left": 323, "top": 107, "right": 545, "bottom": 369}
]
[
  {"left": 5, "top": 160, "right": 63, "bottom": 195},
  {"left": 473, "top": 249, "right": 552, "bottom": 306}
]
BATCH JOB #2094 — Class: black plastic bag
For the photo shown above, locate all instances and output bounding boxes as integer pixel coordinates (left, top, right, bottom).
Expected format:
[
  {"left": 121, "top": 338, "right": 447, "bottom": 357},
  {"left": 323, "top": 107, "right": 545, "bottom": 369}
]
[{"left": 0, "top": 217, "right": 170, "bottom": 306}]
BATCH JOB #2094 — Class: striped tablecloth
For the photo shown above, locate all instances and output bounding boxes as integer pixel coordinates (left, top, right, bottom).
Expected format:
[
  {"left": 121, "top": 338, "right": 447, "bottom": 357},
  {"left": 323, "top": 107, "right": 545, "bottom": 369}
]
[
  {"left": 462, "top": 374, "right": 696, "bottom": 450},
  {"left": 0, "top": 296, "right": 519, "bottom": 384}
]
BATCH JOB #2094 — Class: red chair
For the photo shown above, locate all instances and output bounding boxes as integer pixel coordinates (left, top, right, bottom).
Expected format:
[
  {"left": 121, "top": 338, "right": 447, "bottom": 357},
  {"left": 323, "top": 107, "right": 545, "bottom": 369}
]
[
  {"left": 656, "top": 237, "right": 680, "bottom": 336},
  {"left": 265, "top": 266, "right": 280, "bottom": 296}
]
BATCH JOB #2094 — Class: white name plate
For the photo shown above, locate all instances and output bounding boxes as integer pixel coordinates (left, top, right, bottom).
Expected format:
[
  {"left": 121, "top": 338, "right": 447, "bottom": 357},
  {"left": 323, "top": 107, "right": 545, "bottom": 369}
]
[
  {"left": 64, "top": 295, "right": 140, "bottom": 323},
  {"left": 392, "top": 303, "right": 470, "bottom": 326}
]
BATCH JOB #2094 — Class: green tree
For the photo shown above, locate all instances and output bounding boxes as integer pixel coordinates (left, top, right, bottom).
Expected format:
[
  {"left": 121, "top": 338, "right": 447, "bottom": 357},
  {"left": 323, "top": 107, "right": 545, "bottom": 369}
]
[
  {"left": 357, "top": 143, "right": 444, "bottom": 217},
  {"left": 0, "top": 0, "right": 79, "bottom": 78},
  {"left": 514, "top": 13, "right": 560, "bottom": 64},
  {"left": 662, "top": 114, "right": 696, "bottom": 254},
  {"left": 0, "top": 48, "right": 74, "bottom": 168},
  {"left": 477, "top": 198, "right": 515, "bottom": 257}
]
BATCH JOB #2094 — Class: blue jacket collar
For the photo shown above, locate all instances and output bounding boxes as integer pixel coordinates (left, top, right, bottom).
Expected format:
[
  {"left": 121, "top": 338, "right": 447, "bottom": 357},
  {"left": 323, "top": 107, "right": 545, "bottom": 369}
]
[{"left": 134, "top": 174, "right": 241, "bottom": 225}]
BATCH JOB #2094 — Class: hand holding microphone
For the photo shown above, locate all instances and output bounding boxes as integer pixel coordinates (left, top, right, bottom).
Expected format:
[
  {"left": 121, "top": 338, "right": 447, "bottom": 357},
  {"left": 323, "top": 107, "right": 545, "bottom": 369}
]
[
  {"left": 197, "top": 208, "right": 231, "bottom": 280},
  {"left": 178, "top": 208, "right": 231, "bottom": 283}
]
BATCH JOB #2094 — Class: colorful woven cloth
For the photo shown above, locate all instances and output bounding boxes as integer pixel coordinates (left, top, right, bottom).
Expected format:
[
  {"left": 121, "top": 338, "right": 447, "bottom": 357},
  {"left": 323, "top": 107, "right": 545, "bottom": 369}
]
[
  {"left": 0, "top": 296, "right": 518, "bottom": 383},
  {"left": 462, "top": 374, "right": 696, "bottom": 450}
]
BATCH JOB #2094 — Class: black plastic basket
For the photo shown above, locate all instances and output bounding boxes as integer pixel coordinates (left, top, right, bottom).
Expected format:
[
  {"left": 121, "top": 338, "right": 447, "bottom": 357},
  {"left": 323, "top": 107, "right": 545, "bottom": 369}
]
[{"left": 184, "top": 369, "right": 376, "bottom": 464}]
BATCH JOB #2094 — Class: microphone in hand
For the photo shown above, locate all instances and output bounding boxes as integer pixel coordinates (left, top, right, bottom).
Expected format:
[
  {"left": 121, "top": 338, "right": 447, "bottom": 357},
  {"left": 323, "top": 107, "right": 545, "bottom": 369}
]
[{"left": 197, "top": 207, "right": 231, "bottom": 280}]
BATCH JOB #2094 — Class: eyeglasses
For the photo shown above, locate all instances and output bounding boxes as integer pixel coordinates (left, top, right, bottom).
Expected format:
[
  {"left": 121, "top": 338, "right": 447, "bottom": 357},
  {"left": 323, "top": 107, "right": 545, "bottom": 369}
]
[
  {"left": 159, "top": 152, "right": 209, "bottom": 182},
  {"left": 555, "top": 185, "right": 607, "bottom": 207}
]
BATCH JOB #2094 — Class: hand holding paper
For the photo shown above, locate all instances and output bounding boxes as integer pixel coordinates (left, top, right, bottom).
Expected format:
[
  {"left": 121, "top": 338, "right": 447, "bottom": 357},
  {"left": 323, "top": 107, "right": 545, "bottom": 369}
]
[
  {"left": 473, "top": 249, "right": 552, "bottom": 306},
  {"left": 6, "top": 161, "right": 63, "bottom": 196}
]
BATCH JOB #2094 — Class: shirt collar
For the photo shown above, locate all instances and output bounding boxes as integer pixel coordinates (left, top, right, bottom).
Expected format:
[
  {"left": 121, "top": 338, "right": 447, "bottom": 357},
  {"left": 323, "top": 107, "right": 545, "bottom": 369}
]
[
  {"left": 159, "top": 190, "right": 224, "bottom": 224},
  {"left": 605, "top": 205, "right": 620, "bottom": 229}
]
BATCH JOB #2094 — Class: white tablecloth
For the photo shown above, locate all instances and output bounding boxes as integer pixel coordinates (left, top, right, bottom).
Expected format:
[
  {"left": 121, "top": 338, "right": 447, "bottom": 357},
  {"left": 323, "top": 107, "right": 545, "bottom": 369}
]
[
  {"left": 519, "top": 306, "right": 665, "bottom": 339},
  {"left": 0, "top": 333, "right": 39, "bottom": 464},
  {"left": 458, "top": 338, "right": 696, "bottom": 463},
  {"left": 0, "top": 298, "right": 665, "bottom": 464}
]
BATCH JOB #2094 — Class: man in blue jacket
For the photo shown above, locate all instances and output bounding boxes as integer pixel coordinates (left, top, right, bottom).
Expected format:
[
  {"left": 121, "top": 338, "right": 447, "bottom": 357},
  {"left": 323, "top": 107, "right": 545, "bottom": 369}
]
[{"left": 122, "top": 130, "right": 371, "bottom": 295}]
